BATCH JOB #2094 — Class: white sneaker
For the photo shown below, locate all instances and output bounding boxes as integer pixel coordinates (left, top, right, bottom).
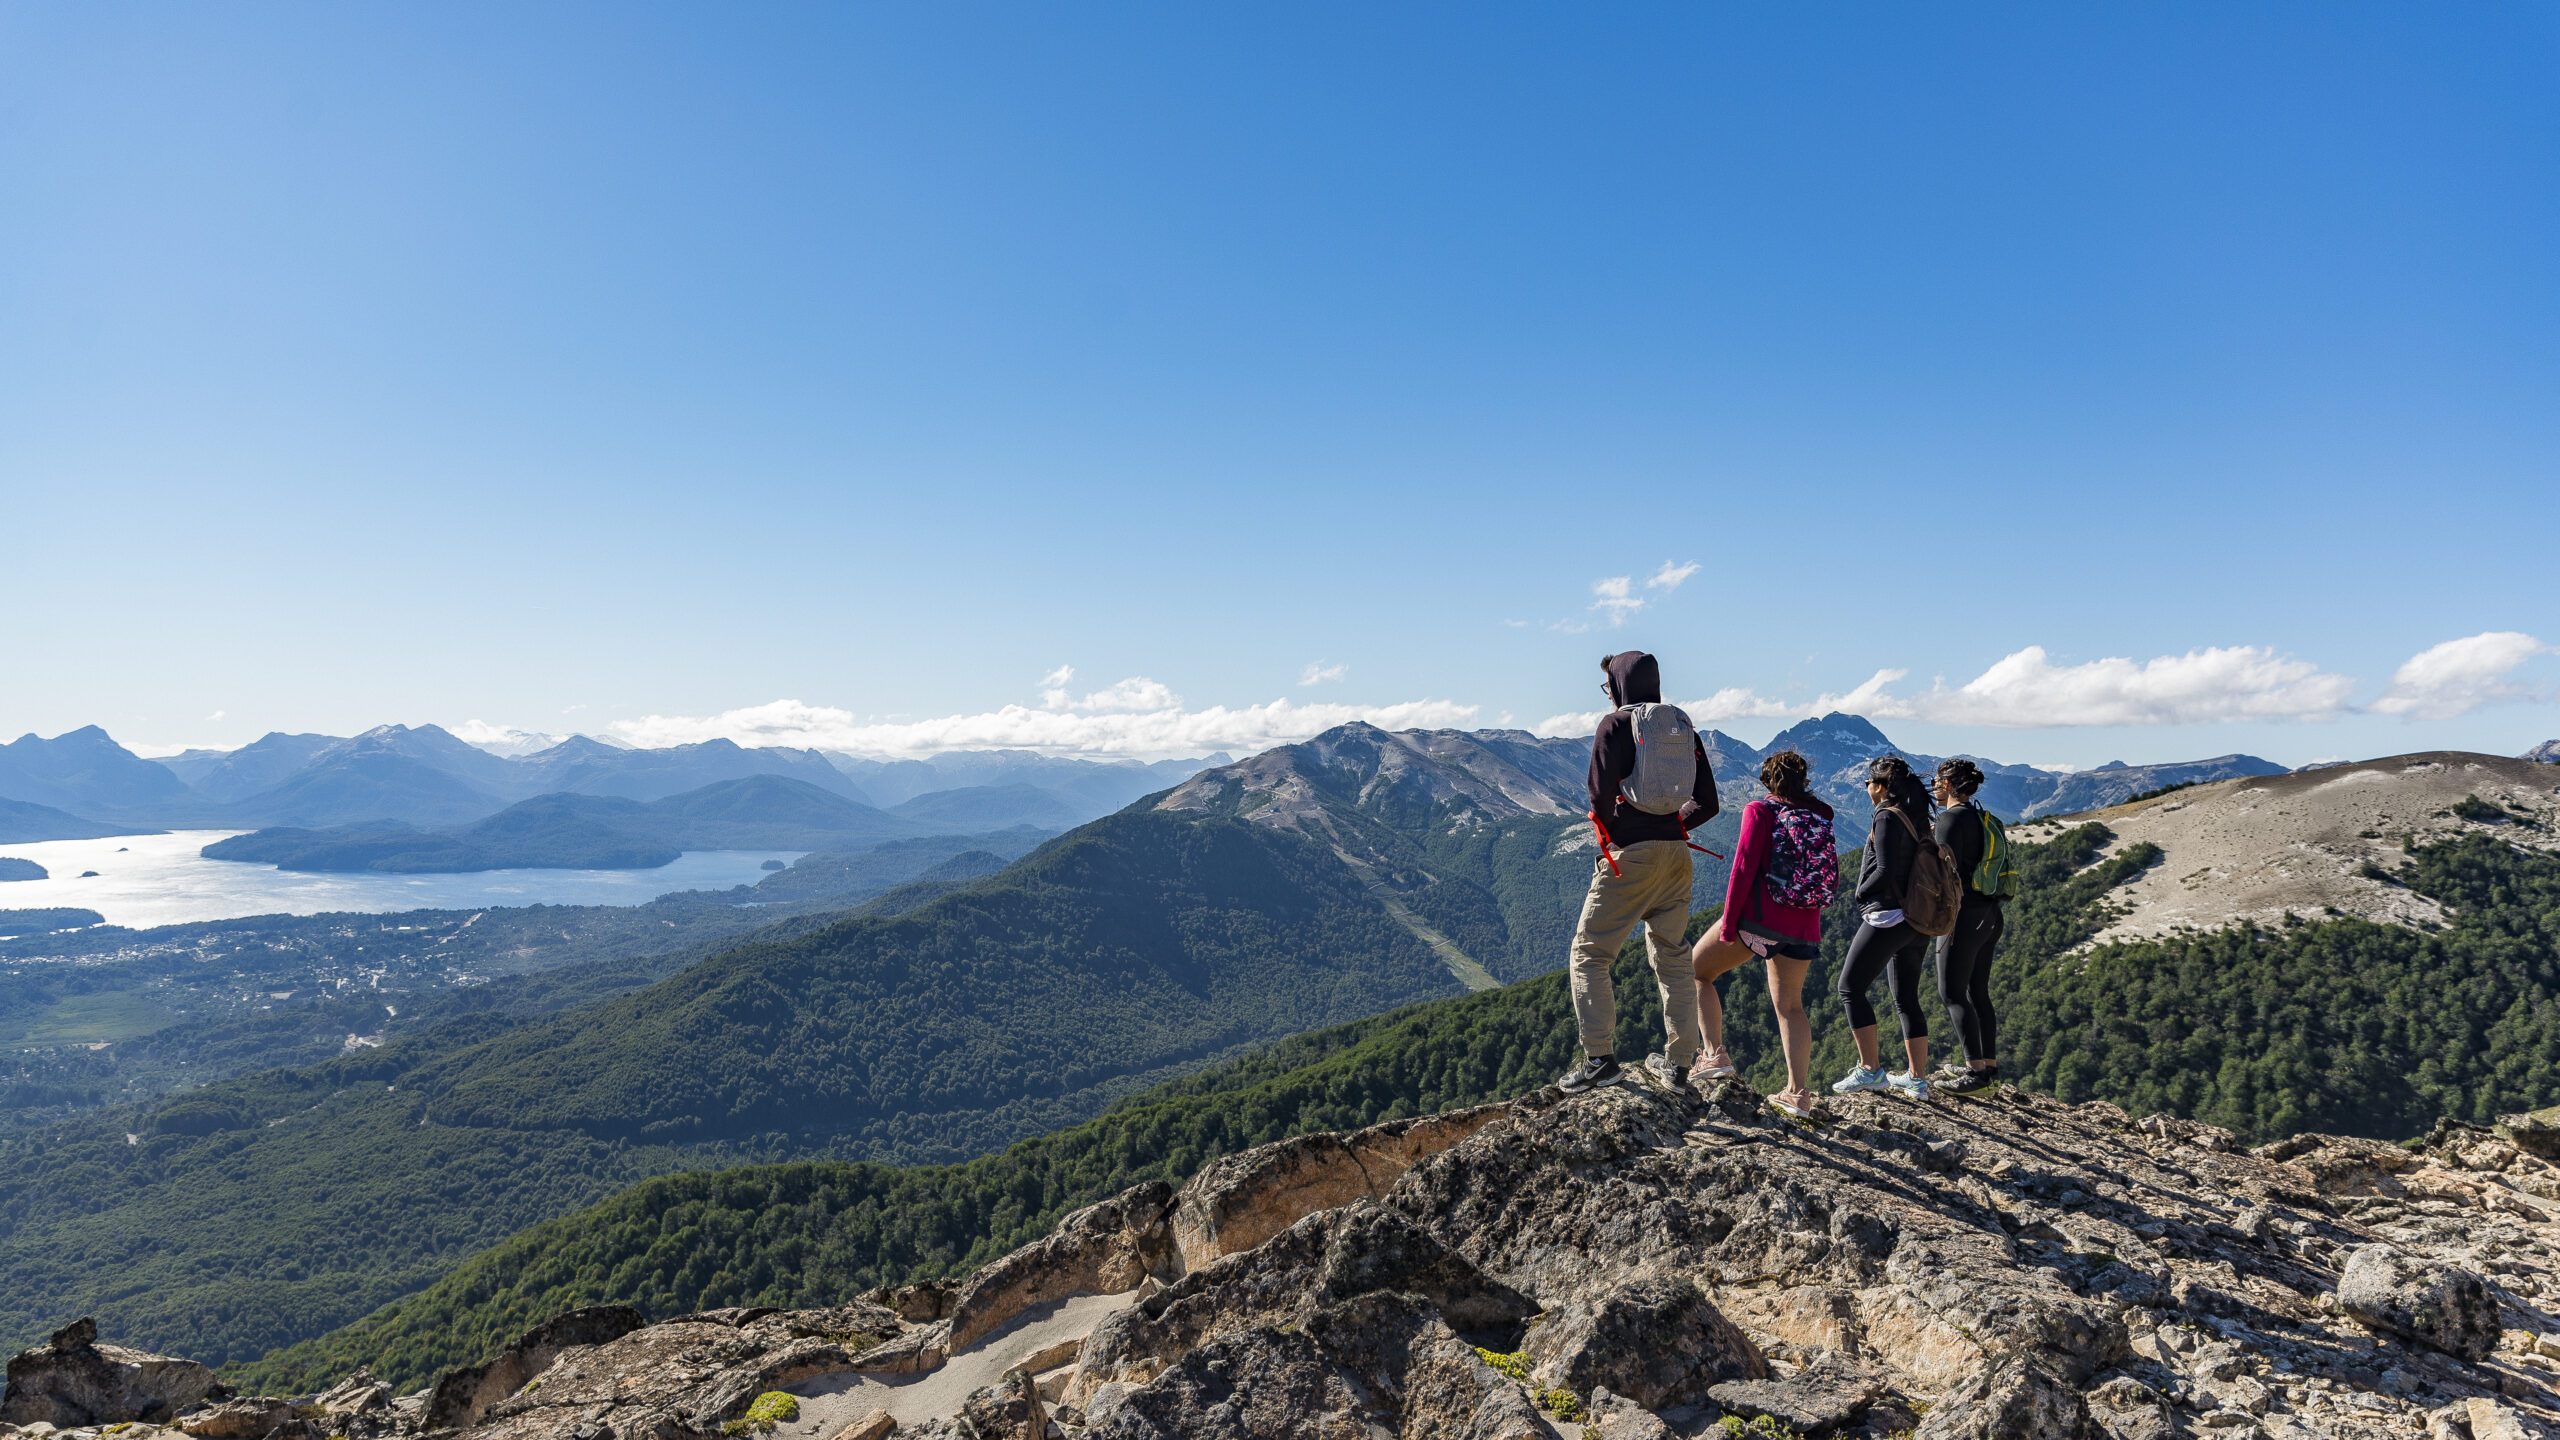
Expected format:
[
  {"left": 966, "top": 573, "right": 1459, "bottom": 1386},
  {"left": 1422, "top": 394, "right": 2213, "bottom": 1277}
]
[
  {"left": 1887, "top": 1070, "right": 1932, "bottom": 1100},
  {"left": 1832, "top": 1065, "right": 1890, "bottom": 1095}
]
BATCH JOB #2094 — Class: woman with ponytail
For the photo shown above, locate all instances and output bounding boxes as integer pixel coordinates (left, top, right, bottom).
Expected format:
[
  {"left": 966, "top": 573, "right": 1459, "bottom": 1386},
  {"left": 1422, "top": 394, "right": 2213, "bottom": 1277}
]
[
  {"left": 1691, "top": 748, "right": 1834, "bottom": 1120},
  {"left": 1931, "top": 758, "right": 2006, "bottom": 1095},
  {"left": 1832, "top": 755, "right": 1936, "bottom": 1099}
]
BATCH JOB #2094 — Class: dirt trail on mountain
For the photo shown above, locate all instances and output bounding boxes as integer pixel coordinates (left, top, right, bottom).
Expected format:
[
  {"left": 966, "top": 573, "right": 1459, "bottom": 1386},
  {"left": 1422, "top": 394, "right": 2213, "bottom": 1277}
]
[{"left": 2008, "top": 751, "right": 2560, "bottom": 946}]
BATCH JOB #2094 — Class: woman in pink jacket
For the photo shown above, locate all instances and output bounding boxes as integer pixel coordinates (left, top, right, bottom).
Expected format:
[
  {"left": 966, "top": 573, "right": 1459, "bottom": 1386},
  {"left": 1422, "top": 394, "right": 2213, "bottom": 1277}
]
[{"left": 1690, "top": 750, "right": 1837, "bottom": 1120}]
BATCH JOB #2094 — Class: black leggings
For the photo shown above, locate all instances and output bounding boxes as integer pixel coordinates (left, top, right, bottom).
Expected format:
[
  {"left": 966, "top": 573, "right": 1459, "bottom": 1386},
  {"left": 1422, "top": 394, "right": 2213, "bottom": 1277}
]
[
  {"left": 1837, "top": 919, "right": 1929, "bottom": 1040},
  {"left": 1936, "top": 902, "right": 2005, "bottom": 1064}
]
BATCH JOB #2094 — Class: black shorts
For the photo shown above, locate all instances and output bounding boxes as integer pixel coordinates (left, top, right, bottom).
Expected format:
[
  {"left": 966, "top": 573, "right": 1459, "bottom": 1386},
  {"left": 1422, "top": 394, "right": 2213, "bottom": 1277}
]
[{"left": 1738, "top": 923, "right": 1819, "bottom": 961}]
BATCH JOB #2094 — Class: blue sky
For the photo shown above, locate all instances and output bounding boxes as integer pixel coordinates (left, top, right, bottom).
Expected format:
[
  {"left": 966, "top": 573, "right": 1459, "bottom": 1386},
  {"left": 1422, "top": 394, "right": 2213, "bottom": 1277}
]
[{"left": 4, "top": 4, "right": 2555, "bottom": 768}]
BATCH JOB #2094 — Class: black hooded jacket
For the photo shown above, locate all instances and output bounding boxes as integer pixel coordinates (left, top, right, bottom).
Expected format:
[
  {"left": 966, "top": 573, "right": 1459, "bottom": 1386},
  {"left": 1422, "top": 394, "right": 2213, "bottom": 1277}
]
[{"left": 1587, "top": 651, "right": 1718, "bottom": 847}]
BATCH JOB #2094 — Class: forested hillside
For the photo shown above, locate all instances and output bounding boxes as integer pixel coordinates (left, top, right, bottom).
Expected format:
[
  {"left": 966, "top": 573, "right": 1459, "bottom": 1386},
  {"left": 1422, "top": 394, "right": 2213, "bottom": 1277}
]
[
  {"left": 0, "top": 811, "right": 1461, "bottom": 1368},
  {"left": 236, "top": 821, "right": 2560, "bottom": 1393}
]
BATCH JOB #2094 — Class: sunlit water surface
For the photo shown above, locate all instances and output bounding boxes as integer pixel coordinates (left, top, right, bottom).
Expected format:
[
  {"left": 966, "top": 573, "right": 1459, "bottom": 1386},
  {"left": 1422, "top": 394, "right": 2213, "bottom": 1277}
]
[{"left": 0, "top": 830, "right": 803, "bottom": 929}]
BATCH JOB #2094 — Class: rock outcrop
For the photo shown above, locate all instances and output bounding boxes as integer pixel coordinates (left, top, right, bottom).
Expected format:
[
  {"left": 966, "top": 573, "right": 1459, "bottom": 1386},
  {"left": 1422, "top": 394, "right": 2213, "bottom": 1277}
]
[
  {"left": 32, "top": 1073, "right": 2560, "bottom": 1440},
  {"left": 2339, "top": 1248, "right": 2503, "bottom": 1362},
  {"left": 0, "top": 1318, "right": 227, "bottom": 1427}
]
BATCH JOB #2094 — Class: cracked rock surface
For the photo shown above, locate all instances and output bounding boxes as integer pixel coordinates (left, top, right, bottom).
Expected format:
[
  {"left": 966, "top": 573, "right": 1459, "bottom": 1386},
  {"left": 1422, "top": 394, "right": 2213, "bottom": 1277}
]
[{"left": 23, "top": 1084, "right": 2560, "bottom": 1440}]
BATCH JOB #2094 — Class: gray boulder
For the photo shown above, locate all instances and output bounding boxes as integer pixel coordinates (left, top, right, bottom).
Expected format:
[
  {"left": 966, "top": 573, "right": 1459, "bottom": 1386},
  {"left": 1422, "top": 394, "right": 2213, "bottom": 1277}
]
[
  {"left": 958, "top": 1368, "right": 1046, "bottom": 1440},
  {"left": 1523, "top": 1274, "right": 1766, "bottom": 1411},
  {"left": 1710, "top": 1350, "right": 1893, "bottom": 1437},
  {"left": 176, "top": 1398, "right": 298, "bottom": 1438},
  {"left": 0, "top": 1316, "right": 228, "bottom": 1427},
  {"left": 2085, "top": 1375, "right": 2185, "bottom": 1440},
  {"left": 1585, "top": 1388, "right": 1678, "bottom": 1440},
  {"left": 2336, "top": 1245, "right": 2501, "bottom": 1361},
  {"left": 1082, "top": 1326, "right": 1371, "bottom": 1439},
  {"left": 424, "top": 1304, "right": 645, "bottom": 1429},
  {"left": 1915, "top": 1354, "right": 2091, "bottom": 1440}
]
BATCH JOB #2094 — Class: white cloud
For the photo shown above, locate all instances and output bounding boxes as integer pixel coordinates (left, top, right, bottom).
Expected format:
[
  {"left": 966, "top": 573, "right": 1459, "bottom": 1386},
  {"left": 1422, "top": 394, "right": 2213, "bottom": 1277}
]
[
  {"left": 1300, "top": 662, "right": 1347, "bottom": 686},
  {"left": 2370, "top": 631, "right": 2556, "bottom": 720},
  {"left": 1647, "top": 561, "right": 1701, "bottom": 591},
  {"left": 1590, "top": 575, "right": 1642, "bottom": 625},
  {"left": 608, "top": 690, "right": 1481, "bottom": 760},
  {"left": 1576, "top": 562, "right": 1701, "bottom": 629},
  {"left": 206, "top": 709, "right": 225, "bottom": 721},
  {"left": 1536, "top": 644, "right": 2372, "bottom": 734},
  {"left": 1041, "top": 675, "right": 1179, "bottom": 713},
  {"left": 1038, "top": 665, "right": 1075, "bottom": 688},
  {"left": 1866, "top": 647, "right": 2359, "bottom": 728}
]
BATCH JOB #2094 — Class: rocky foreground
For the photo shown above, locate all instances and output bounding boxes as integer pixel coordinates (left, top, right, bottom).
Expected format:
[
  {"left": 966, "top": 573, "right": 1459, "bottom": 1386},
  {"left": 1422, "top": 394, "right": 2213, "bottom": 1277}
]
[{"left": 17, "top": 1072, "right": 2560, "bottom": 1440}]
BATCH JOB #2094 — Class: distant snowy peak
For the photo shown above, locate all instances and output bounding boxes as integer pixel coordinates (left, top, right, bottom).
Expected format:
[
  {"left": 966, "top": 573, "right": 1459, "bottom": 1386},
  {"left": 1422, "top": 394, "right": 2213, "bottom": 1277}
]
[
  {"left": 451, "top": 723, "right": 578, "bottom": 758},
  {"left": 2527, "top": 740, "right": 2560, "bottom": 764}
]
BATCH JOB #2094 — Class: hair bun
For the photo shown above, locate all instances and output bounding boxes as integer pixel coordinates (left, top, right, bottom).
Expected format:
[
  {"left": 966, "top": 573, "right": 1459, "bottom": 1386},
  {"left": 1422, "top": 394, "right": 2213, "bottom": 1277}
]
[{"left": 1934, "top": 757, "right": 1986, "bottom": 799}]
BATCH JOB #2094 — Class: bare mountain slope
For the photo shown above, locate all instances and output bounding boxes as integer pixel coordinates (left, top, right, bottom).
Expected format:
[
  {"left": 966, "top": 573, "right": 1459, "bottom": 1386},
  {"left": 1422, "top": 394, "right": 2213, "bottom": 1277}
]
[
  {"left": 1154, "top": 724, "right": 1604, "bottom": 986},
  {"left": 2015, "top": 751, "right": 2560, "bottom": 944},
  {"left": 1156, "top": 723, "right": 1589, "bottom": 838}
]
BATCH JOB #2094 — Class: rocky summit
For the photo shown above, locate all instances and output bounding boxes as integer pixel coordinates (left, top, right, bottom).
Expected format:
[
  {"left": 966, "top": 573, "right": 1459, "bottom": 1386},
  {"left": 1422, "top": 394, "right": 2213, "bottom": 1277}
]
[{"left": 20, "top": 1074, "right": 2560, "bottom": 1440}]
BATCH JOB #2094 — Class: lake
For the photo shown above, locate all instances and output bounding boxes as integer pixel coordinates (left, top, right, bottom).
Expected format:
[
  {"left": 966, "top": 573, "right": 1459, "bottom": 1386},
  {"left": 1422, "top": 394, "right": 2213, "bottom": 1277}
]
[{"left": 0, "top": 831, "right": 805, "bottom": 929}]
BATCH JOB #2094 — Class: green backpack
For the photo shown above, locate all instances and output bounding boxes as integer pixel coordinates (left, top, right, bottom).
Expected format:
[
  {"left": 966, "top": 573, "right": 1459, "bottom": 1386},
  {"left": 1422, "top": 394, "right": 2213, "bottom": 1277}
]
[{"left": 1973, "top": 809, "right": 2021, "bottom": 899}]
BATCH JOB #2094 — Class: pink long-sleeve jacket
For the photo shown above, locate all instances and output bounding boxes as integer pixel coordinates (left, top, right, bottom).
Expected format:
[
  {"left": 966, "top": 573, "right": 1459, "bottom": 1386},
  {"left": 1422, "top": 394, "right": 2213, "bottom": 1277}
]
[{"left": 1718, "top": 794, "right": 1837, "bottom": 946}]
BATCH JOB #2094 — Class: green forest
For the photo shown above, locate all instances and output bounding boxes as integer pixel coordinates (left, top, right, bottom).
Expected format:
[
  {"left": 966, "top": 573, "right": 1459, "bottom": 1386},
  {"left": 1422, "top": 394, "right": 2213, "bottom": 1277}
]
[{"left": 239, "top": 822, "right": 2560, "bottom": 1394}]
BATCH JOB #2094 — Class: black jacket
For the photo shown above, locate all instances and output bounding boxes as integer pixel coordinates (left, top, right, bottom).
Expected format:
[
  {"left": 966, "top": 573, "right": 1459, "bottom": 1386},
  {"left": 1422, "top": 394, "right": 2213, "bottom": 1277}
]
[
  {"left": 1854, "top": 797, "right": 1930, "bottom": 912},
  {"left": 1935, "top": 801, "right": 2006, "bottom": 904},
  {"left": 1586, "top": 650, "right": 1718, "bottom": 847}
]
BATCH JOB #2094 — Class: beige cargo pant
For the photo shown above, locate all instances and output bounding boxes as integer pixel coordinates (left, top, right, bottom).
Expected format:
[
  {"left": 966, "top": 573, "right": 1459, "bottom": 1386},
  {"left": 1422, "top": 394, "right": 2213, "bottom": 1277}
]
[{"left": 1568, "top": 839, "right": 1704, "bottom": 1067}]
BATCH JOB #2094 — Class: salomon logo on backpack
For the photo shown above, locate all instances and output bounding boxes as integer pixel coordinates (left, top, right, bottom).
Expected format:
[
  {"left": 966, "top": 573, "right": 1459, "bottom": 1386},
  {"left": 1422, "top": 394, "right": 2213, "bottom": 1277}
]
[
  {"left": 1618, "top": 702, "right": 1697, "bottom": 815},
  {"left": 1758, "top": 801, "right": 1840, "bottom": 909},
  {"left": 1974, "top": 810, "right": 2021, "bottom": 899}
]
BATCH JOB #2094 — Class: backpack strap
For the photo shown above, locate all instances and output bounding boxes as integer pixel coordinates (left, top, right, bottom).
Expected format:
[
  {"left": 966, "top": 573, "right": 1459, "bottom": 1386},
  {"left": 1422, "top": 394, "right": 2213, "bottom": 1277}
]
[
  {"left": 1587, "top": 811, "right": 1622, "bottom": 877},
  {"left": 1883, "top": 805, "right": 1925, "bottom": 844}
]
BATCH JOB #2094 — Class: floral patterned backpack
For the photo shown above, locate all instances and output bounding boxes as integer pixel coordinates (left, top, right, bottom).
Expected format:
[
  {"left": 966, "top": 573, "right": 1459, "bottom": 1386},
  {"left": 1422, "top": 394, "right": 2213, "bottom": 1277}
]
[{"left": 1758, "top": 799, "right": 1841, "bottom": 909}]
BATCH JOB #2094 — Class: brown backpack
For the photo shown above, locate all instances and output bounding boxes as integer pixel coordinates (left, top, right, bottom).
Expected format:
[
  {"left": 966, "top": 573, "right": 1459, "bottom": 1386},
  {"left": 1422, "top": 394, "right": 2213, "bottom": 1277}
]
[{"left": 1885, "top": 806, "right": 1962, "bottom": 937}]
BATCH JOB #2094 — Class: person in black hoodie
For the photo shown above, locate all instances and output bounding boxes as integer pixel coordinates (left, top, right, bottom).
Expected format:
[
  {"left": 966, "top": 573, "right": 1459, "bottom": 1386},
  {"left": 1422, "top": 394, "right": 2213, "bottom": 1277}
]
[
  {"left": 1831, "top": 754, "right": 1934, "bottom": 1099},
  {"left": 1556, "top": 651, "right": 1719, "bottom": 1095},
  {"left": 1931, "top": 758, "right": 2006, "bottom": 1096}
]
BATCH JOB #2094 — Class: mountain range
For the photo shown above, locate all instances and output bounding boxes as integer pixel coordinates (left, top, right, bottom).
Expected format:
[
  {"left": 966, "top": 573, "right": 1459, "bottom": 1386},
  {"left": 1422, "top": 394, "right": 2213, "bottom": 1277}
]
[
  {"left": 199, "top": 775, "right": 933, "bottom": 873},
  {"left": 0, "top": 725, "right": 1223, "bottom": 841}
]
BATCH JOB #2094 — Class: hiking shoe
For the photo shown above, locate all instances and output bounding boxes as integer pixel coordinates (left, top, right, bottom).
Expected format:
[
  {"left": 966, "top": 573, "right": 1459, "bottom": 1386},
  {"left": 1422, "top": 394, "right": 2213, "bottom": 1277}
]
[
  {"left": 1831, "top": 1065, "right": 1890, "bottom": 1095},
  {"left": 1695, "top": 1048, "right": 1740, "bottom": 1080},
  {"left": 1767, "top": 1090, "right": 1821, "bottom": 1122},
  {"left": 1558, "top": 1055, "right": 1623, "bottom": 1094},
  {"left": 1944, "top": 1067, "right": 2000, "bottom": 1096},
  {"left": 1645, "top": 1052, "right": 1692, "bottom": 1091},
  {"left": 1931, "top": 1059, "right": 1972, "bottom": 1082},
  {"left": 1887, "top": 1070, "right": 1932, "bottom": 1100}
]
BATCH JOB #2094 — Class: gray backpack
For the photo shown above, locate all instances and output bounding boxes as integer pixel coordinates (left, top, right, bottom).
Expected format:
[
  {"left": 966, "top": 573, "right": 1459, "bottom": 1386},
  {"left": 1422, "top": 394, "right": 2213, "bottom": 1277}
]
[{"left": 1618, "top": 703, "right": 1698, "bottom": 814}]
